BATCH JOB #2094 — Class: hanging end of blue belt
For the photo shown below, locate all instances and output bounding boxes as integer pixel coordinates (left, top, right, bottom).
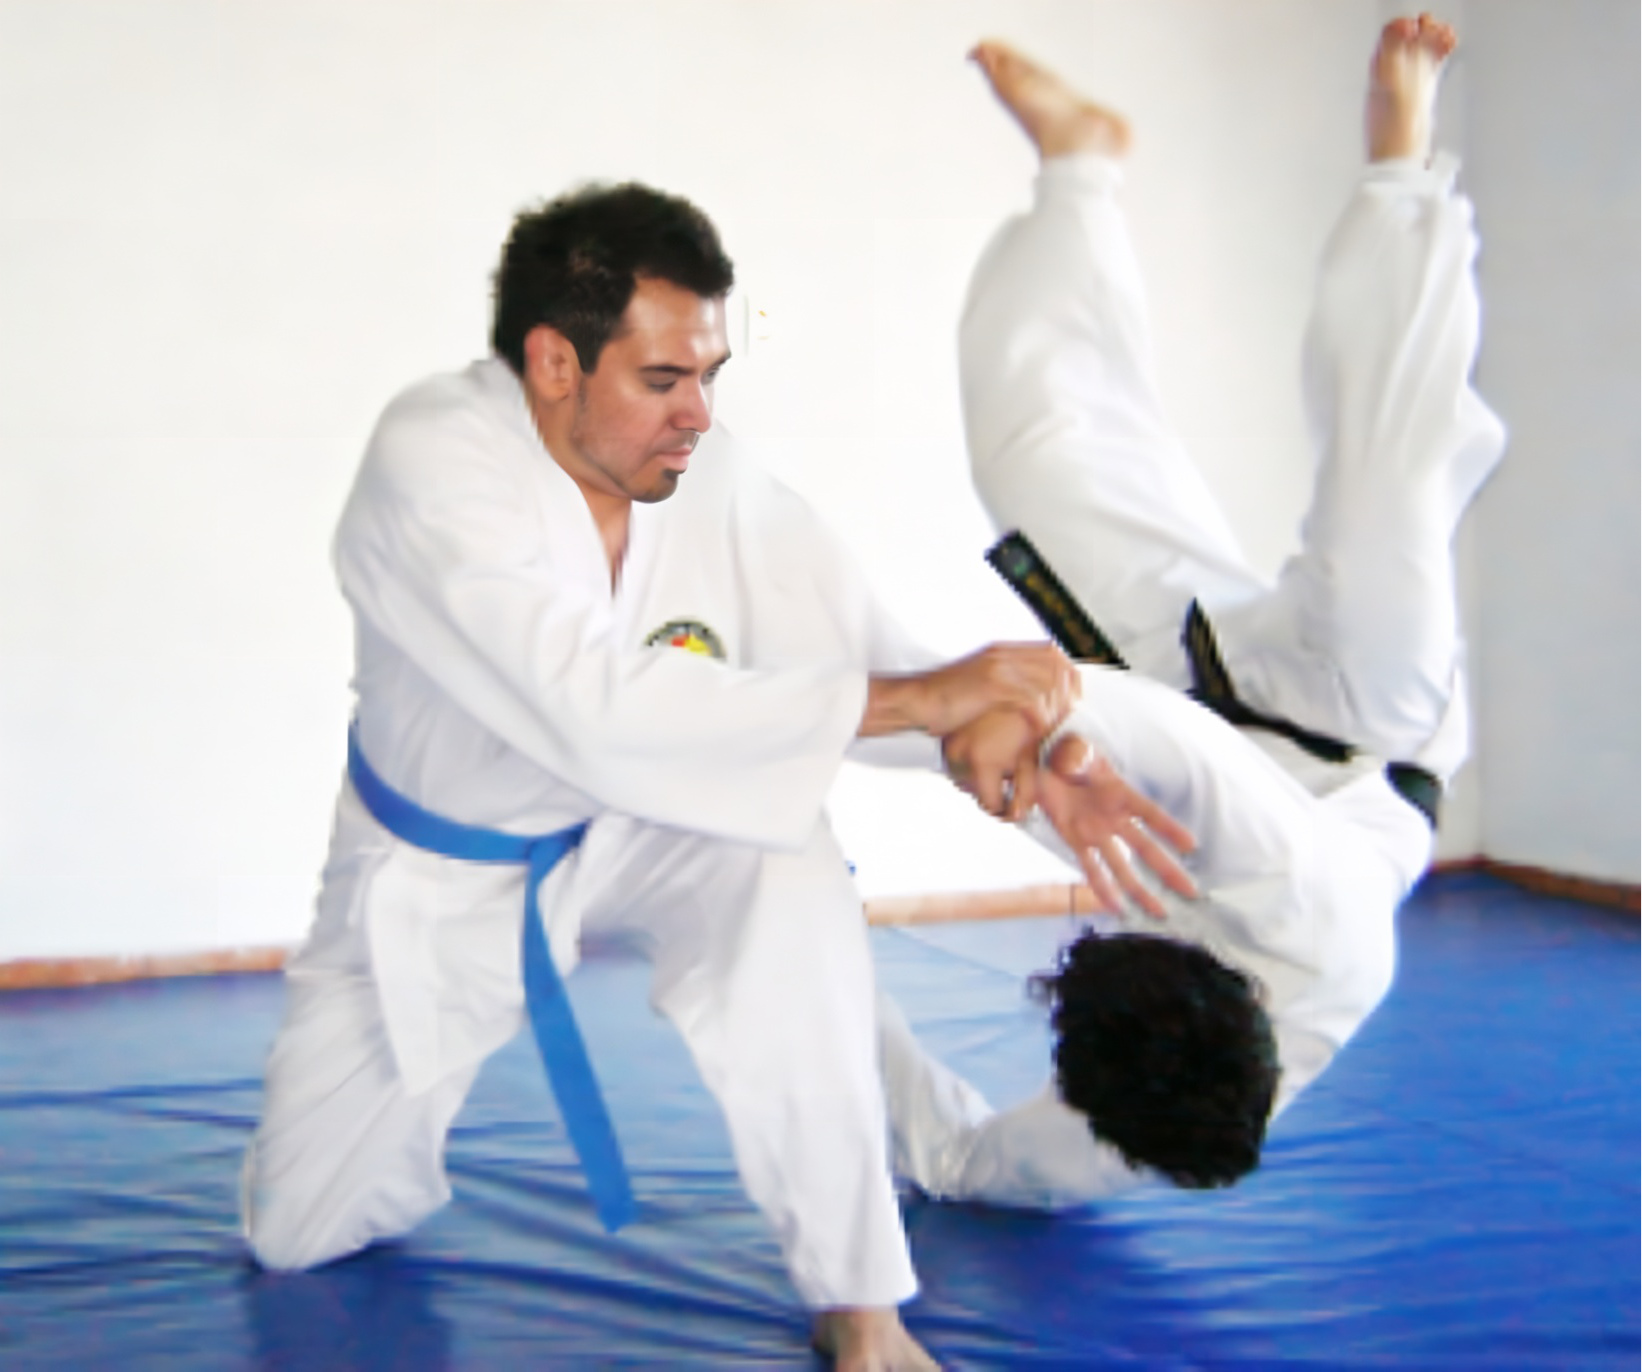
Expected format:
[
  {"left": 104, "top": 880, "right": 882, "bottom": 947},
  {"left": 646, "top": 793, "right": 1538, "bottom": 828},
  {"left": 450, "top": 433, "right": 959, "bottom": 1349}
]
[
  {"left": 592, "top": 1180, "right": 638, "bottom": 1233},
  {"left": 521, "top": 858, "right": 638, "bottom": 1238},
  {"left": 347, "top": 723, "right": 633, "bottom": 1232}
]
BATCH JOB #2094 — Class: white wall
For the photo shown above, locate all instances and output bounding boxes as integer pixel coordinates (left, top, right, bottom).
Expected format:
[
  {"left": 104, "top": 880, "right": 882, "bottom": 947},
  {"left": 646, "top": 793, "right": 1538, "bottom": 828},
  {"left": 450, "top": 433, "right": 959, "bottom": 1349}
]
[
  {"left": 1462, "top": 0, "right": 1641, "bottom": 883},
  {"left": 3, "top": 0, "right": 1572, "bottom": 961}
]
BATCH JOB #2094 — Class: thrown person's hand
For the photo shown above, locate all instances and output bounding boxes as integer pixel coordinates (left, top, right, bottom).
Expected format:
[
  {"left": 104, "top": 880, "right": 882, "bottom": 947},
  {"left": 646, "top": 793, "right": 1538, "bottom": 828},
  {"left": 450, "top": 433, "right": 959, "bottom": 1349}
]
[
  {"left": 1037, "top": 734, "right": 1199, "bottom": 918},
  {"left": 942, "top": 707, "right": 1042, "bottom": 822}
]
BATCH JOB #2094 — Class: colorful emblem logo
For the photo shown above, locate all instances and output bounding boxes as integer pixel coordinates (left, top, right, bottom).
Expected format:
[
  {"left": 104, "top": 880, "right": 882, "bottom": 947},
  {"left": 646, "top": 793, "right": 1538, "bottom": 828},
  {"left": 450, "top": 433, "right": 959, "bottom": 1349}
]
[{"left": 643, "top": 619, "right": 726, "bottom": 660}]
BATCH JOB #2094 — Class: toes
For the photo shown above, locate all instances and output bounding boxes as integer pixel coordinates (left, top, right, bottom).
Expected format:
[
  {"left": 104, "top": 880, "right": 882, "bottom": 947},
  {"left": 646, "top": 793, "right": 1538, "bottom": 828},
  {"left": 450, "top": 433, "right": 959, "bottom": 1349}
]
[
  {"left": 1392, "top": 13, "right": 1456, "bottom": 61},
  {"left": 1374, "top": 16, "right": 1417, "bottom": 71},
  {"left": 1424, "top": 19, "right": 1458, "bottom": 60},
  {"left": 1377, "top": 14, "right": 1455, "bottom": 70},
  {"left": 1413, "top": 15, "right": 1456, "bottom": 63},
  {"left": 971, "top": 40, "right": 1009, "bottom": 74}
]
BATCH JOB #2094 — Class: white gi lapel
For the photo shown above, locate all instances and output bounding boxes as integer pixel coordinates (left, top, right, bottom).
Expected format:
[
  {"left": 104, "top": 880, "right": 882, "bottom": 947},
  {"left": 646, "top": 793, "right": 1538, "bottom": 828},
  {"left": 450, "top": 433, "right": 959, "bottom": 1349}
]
[{"left": 621, "top": 431, "right": 742, "bottom": 666}]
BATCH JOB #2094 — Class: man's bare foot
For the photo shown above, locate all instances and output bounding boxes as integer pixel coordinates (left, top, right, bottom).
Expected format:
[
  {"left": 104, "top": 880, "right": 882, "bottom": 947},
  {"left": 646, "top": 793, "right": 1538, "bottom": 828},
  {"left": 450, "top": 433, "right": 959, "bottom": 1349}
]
[
  {"left": 1366, "top": 13, "right": 1457, "bottom": 163},
  {"left": 970, "top": 40, "right": 1130, "bottom": 160},
  {"left": 812, "top": 1307, "right": 940, "bottom": 1372}
]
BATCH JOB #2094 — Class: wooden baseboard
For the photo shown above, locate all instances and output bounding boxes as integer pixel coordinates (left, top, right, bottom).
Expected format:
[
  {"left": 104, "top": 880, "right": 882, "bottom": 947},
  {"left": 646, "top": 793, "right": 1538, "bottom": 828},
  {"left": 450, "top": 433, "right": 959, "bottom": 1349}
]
[
  {"left": 0, "top": 892, "right": 1094, "bottom": 990},
  {"left": 3, "top": 859, "right": 1633, "bottom": 992},
  {"left": 1439, "top": 857, "right": 1640, "bottom": 914},
  {"left": 863, "top": 883, "right": 1085, "bottom": 926},
  {"left": 0, "top": 946, "right": 290, "bottom": 993}
]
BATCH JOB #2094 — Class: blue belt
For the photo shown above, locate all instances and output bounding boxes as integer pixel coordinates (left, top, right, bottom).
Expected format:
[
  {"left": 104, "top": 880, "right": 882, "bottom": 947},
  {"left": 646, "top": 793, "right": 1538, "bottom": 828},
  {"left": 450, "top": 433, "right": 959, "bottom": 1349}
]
[{"left": 346, "top": 726, "right": 635, "bottom": 1232}]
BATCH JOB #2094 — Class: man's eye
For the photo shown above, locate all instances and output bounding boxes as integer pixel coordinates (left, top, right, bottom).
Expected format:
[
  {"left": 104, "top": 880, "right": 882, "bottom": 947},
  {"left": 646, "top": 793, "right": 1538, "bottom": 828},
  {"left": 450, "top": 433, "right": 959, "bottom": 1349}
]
[{"left": 646, "top": 380, "right": 675, "bottom": 394}]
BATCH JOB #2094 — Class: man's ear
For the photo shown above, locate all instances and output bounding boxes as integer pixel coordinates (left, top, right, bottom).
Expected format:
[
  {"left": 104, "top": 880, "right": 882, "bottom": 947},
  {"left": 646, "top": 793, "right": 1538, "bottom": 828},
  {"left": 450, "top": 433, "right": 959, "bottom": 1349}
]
[{"left": 523, "top": 325, "right": 581, "bottom": 403}]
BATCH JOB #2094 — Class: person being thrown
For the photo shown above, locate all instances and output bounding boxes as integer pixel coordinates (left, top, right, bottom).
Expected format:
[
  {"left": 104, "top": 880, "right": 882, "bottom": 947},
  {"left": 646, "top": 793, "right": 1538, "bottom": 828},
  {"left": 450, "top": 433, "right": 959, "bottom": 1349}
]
[{"left": 882, "top": 15, "right": 1505, "bottom": 1207}]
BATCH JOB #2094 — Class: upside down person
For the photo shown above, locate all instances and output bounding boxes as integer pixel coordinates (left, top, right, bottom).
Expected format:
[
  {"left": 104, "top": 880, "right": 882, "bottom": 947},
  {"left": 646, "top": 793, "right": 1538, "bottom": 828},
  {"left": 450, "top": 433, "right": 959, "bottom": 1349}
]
[{"left": 881, "top": 15, "right": 1505, "bottom": 1213}]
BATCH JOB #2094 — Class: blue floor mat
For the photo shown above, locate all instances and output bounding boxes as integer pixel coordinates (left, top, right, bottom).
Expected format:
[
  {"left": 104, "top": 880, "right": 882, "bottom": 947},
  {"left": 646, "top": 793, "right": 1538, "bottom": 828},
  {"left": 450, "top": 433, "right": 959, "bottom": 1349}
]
[{"left": 1, "top": 870, "right": 1635, "bottom": 1369}]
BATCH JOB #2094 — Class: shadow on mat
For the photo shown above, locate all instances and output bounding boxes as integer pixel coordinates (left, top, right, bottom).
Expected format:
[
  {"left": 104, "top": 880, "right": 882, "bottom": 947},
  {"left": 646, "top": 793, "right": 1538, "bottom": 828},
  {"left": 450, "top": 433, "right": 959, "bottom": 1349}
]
[{"left": 244, "top": 1250, "right": 452, "bottom": 1372}]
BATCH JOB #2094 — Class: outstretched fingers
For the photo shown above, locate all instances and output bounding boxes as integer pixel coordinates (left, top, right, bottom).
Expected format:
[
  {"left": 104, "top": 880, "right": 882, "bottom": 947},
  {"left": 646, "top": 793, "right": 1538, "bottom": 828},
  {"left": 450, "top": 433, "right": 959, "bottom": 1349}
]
[
  {"left": 1079, "top": 850, "right": 1126, "bottom": 915},
  {"left": 1108, "top": 835, "right": 1160, "bottom": 916},
  {"left": 1109, "top": 769, "right": 1198, "bottom": 853},
  {"left": 1121, "top": 816, "right": 1199, "bottom": 902},
  {"left": 1040, "top": 739, "right": 1199, "bottom": 918}
]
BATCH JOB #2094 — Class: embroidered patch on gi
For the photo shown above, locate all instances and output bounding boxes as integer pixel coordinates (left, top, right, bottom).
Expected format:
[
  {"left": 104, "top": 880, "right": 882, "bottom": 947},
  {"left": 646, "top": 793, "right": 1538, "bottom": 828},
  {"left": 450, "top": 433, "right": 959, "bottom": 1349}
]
[{"left": 643, "top": 619, "right": 726, "bottom": 660}]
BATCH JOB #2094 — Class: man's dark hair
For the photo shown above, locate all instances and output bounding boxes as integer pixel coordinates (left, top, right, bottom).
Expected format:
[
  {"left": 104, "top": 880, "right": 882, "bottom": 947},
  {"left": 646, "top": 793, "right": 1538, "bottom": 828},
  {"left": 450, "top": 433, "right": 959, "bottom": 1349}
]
[
  {"left": 1031, "top": 931, "right": 1280, "bottom": 1189},
  {"left": 490, "top": 182, "right": 735, "bottom": 376}
]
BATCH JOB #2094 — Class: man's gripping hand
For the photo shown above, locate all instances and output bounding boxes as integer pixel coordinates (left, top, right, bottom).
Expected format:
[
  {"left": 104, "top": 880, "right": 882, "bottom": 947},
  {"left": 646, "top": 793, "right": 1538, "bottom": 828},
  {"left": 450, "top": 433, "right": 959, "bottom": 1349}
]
[
  {"left": 1037, "top": 734, "right": 1199, "bottom": 919},
  {"left": 942, "top": 707, "right": 1043, "bottom": 822},
  {"left": 859, "top": 643, "right": 1078, "bottom": 741}
]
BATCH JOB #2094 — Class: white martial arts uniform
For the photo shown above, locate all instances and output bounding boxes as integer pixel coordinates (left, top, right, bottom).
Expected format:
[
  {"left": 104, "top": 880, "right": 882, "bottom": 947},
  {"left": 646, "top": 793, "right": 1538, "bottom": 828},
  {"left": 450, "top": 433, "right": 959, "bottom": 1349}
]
[
  {"left": 242, "top": 357, "right": 941, "bottom": 1308},
  {"left": 881, "top": 151, "right": 1505, "bottom": 1209}
]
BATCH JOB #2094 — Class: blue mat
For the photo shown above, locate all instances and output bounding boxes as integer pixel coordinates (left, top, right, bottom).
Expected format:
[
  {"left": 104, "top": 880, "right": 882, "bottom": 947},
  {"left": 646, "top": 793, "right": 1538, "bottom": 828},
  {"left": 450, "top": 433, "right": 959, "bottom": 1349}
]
[{"left": 1, "top": 871, "right": 1636, "bottom": 1368}]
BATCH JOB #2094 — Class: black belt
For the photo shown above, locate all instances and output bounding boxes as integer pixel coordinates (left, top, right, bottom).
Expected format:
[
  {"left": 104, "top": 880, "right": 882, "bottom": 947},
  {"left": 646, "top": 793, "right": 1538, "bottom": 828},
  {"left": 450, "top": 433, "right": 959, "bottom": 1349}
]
[{"left": 986, "top": 530, "right": 1441, "bottom": 829}]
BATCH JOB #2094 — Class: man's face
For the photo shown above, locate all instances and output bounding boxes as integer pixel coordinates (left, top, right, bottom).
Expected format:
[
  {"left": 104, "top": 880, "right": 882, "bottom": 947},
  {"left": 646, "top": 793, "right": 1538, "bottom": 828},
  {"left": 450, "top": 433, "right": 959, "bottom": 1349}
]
[{"left": 566, "top": 277, "right": 731, "bottom": 504}]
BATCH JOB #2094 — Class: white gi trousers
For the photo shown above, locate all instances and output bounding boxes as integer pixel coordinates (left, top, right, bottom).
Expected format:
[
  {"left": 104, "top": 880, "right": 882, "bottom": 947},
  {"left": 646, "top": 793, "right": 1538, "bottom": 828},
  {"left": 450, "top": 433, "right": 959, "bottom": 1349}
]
[
  {"left": 243, "top": 788, "right": 911, "bottom": 1308},
  {"left": 882, "top": 152, "right": 1504, "bottom": 1208},
  {"left": 961, "top": 154, "right": 1506, "bottom": 779},
  {"left": 242, "top": 356, "right": 935, "bottom": 1310}
]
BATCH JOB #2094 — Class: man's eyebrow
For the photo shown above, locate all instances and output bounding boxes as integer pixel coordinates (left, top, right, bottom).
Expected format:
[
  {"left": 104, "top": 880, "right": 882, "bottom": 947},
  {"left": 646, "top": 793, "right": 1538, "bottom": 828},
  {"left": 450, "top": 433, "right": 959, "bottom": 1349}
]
[{"left": 638, "top": 352, "right": 733, "bottom": 376}]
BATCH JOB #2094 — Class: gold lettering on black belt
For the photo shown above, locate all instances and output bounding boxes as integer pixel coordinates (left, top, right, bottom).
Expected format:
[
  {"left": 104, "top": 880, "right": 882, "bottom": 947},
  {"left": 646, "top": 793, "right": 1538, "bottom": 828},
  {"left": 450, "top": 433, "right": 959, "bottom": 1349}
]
[
  {"left": 986, "top": 532, "right": 1126, "bottom": 668},
  {"left": 985, "top": 530, "right": 1441, "bottom": 830}
]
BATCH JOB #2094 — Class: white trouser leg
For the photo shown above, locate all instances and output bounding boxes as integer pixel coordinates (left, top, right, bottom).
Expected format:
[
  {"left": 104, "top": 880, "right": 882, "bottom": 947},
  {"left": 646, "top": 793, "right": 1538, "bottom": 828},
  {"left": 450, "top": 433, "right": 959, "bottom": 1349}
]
[
  {"left": 960, "top": 154, "right": 1263, "bottom": 685},
  {"left": 875, "top": 992, "right": 995, "bottom": 1195},
  {"left": 962, "top": 155, "right": 1504, "bottom": 771},
  {"left": 1214, "top": 157, "right": 1507, "bottom": 771},
  {"left": 568, "top": 816, "right": 916, "bottom": 1310},
  {"left": 245, "top": 809, "right": 912, "bottom": 1304},
  {"left": 243, "top": 907, "right": 481, "bottom": 1271}
]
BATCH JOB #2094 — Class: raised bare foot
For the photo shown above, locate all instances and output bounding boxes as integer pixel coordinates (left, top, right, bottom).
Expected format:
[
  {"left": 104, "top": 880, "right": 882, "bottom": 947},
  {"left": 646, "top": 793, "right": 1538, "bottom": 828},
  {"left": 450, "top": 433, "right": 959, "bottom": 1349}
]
[
  {"left": 812, "top": 1307, "right": 941, "bottom": 1372},
  {"left": 970, "top": 40, "right": 1130, "bottom": 160},
  {"left": 1366, "top": 13, "right": 1457, "bottom": 162}
]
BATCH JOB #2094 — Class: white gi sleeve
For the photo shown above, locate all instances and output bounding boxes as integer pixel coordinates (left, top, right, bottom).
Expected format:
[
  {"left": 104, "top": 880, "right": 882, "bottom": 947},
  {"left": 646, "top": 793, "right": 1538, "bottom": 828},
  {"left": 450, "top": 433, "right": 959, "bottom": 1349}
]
[
  {"left": 334, "top": 384, "right": 868, "bottom": 851},
  {"left": 727, "top": 466, "right": 947, "bottom": 775}
]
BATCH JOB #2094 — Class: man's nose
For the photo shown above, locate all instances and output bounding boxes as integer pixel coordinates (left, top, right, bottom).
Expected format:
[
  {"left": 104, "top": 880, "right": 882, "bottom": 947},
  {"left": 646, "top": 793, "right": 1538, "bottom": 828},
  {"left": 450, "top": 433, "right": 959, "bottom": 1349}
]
[{"left": 674, "top": 381, "right": 712, "bottom": 433}]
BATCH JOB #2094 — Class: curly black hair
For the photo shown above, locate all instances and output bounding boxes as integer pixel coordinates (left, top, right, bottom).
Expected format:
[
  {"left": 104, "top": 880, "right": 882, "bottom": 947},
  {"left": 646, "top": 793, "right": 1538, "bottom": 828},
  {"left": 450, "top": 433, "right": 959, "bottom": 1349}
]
[
  {"left": 1031, "top": 930, "right": 1280, "bottom": 1189},
  {"left": 490, "top": 182, "right": 735, "bottom": 377}
]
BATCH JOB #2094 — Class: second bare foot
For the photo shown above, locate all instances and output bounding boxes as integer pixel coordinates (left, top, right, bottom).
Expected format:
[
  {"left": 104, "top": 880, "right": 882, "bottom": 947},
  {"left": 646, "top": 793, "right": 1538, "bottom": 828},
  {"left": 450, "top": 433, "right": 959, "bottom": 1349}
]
[
  {"left": 1366, "top": 13, "right": 1457, "bottom": 162},
  {"left": 970, "top": 40, "right": 1130, "bottom": 161},
  {"left": 812, "top": 1307, "right": 941, "bottom": 1372}
]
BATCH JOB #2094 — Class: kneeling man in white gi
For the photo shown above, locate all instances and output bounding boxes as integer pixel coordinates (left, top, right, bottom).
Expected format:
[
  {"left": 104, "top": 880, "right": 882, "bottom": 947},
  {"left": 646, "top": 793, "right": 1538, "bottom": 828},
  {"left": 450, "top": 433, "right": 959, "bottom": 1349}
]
[
  {"left": 882, "top": 17, "right": 1506, "bottom": 1208},
  {"left": 241, "top": 171, "right": 1202, "bottom": 1370}
]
